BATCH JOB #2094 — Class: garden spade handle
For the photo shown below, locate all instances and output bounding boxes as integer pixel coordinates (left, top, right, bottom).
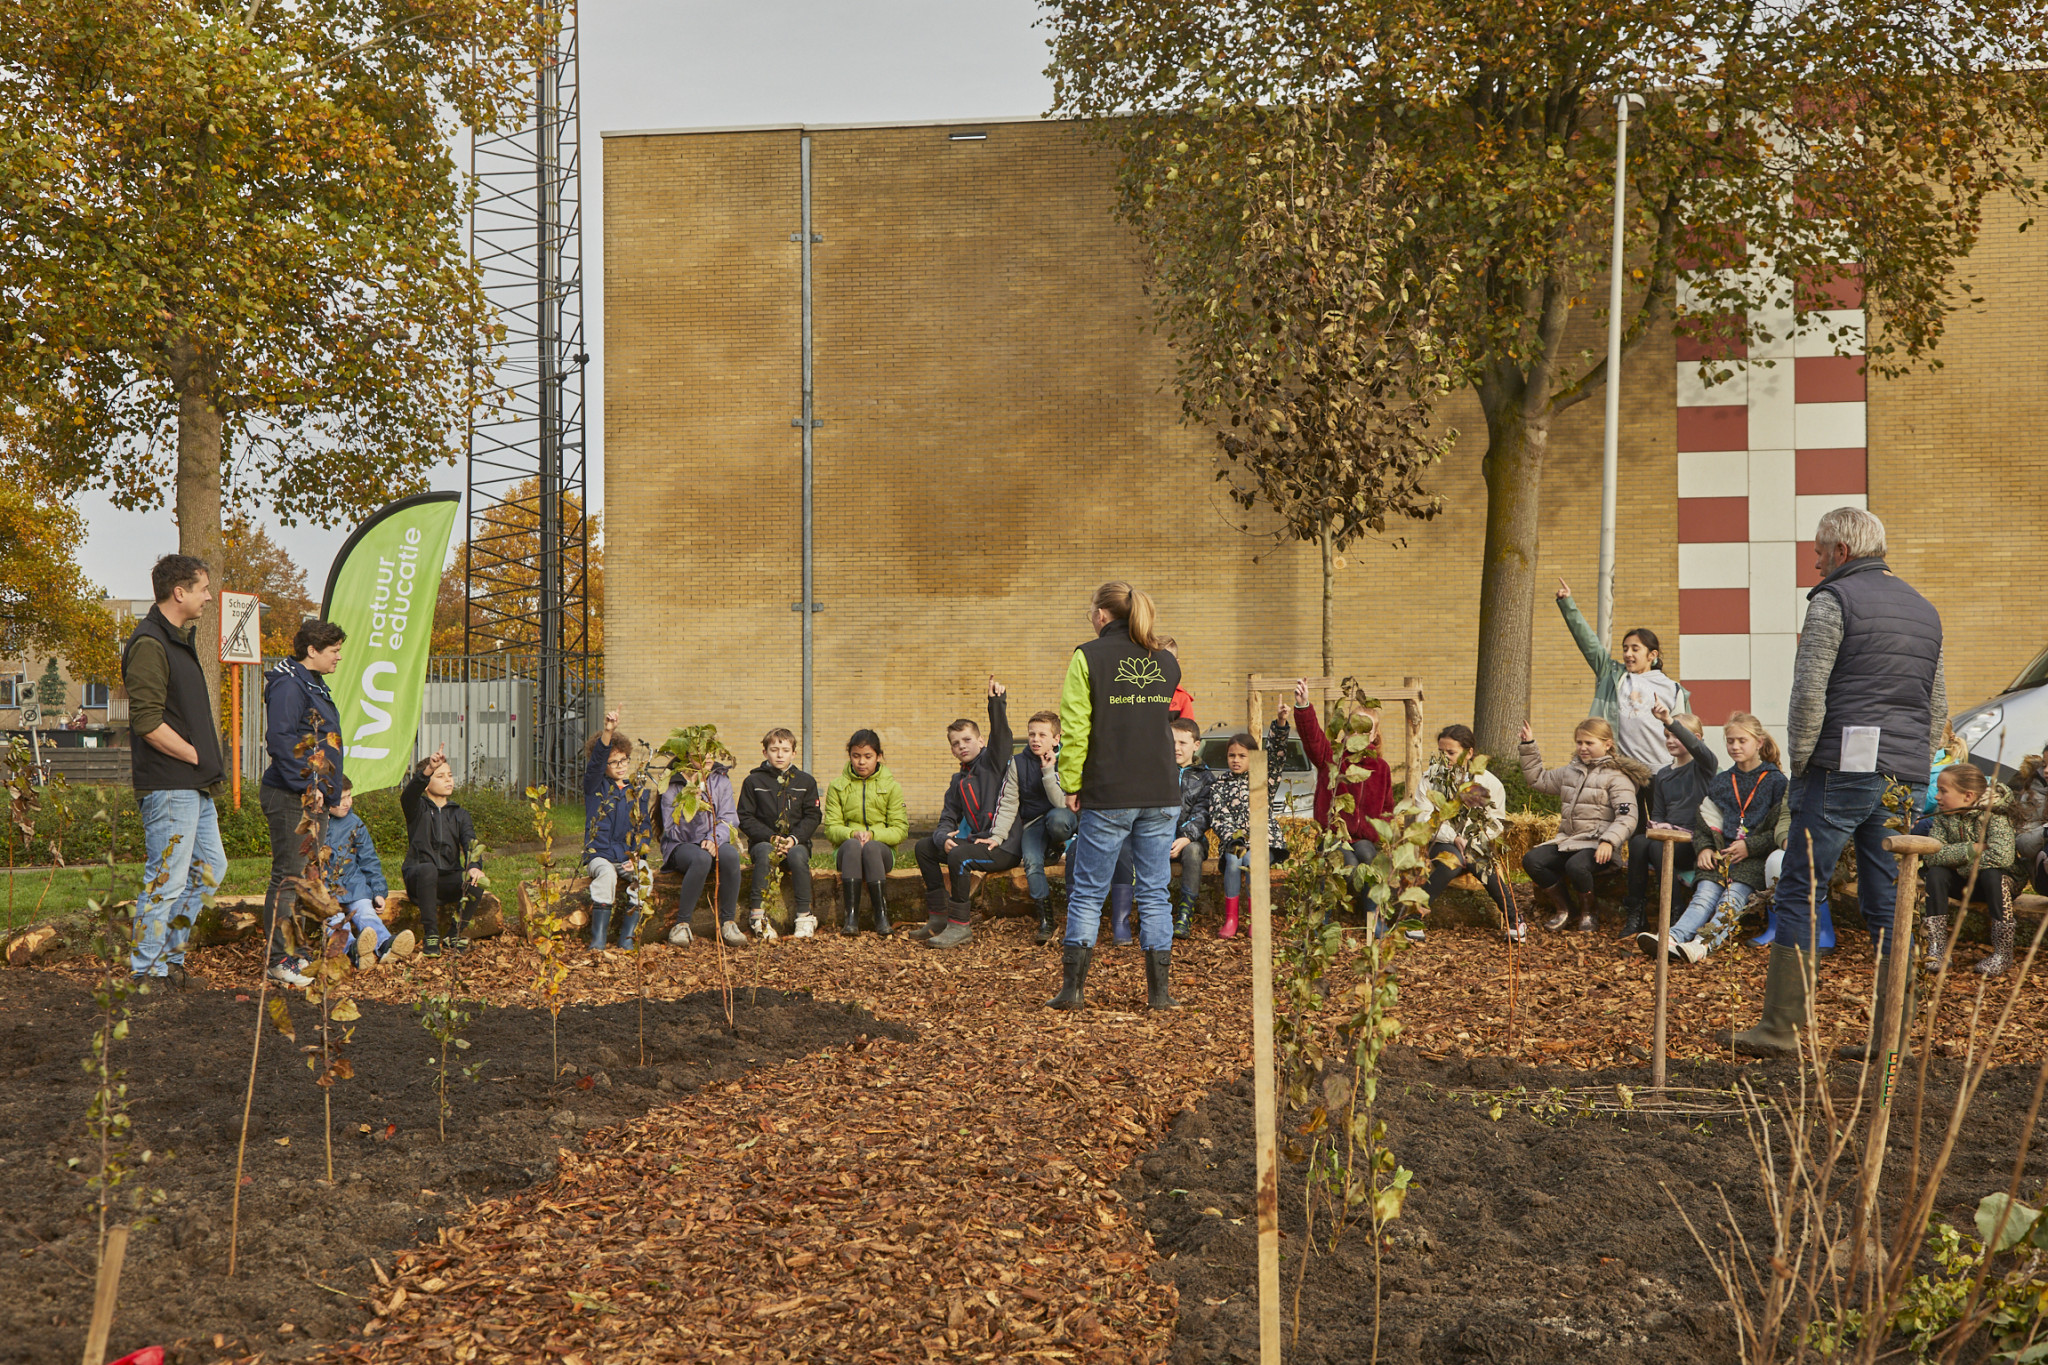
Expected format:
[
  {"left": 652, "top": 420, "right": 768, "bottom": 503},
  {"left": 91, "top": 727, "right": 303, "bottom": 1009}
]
[
  {"left": 1864, "top": 832, "right": 1941, "bottom": 1229},
  {"left": 1647, "top": 828, "right": 1692, "bottom": 1091}
]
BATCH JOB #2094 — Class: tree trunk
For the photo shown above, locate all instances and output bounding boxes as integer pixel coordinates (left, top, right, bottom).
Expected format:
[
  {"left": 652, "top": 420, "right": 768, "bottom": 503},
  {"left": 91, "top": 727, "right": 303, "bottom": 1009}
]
[
  {"left": 1319, "top": 520, "right": 1335, "bottom": 679},
  {"left": 169, "top": 337, "right": 227, "bottom": 718},
  {"left": 1471, "top": 393, "right": 1553, "bottom": 757}
]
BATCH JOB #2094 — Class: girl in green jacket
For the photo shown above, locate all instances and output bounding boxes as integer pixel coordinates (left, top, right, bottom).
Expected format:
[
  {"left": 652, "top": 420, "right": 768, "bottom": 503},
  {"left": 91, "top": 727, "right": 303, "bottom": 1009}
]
[{"left": 824, "top": 729, "right": 910, "bottom": 937}]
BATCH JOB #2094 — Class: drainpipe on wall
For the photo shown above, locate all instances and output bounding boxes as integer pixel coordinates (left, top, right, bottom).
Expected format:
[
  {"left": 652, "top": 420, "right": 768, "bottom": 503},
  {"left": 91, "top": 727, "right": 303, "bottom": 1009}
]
[{"left": 792, "top": 132, "right": 823, "bottom": 771}]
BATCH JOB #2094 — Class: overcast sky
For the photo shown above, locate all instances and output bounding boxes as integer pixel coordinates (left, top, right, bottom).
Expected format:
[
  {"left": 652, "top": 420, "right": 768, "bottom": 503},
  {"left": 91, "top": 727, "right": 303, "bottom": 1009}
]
[{"left": 75, "top": 0, "right": 1054, "bottom": 599}]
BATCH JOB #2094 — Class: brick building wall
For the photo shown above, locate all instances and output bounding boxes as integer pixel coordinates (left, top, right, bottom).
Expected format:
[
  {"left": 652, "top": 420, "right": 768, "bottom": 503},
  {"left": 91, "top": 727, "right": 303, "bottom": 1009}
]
[{"left": 602, "top": 115, "right": 2038, "bottom": 818}]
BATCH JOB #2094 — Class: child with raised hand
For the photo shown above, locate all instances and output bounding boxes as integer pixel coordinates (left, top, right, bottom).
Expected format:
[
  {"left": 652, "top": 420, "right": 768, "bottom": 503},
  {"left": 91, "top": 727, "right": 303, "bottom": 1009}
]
[
  {"left": 400, "top": 742, "right": 486, "bottom": 958},
  {"left": 658, "top": 753, "right": 740, "bottom": 947},
  {"left": 1518, "top": 718, "right": 1648, "bottom": 932},
  {"left": 1293, "top": 678, "right": 1392, "bottom": 916},
  {"left": 911, "top": 678, "right": 1023, "bottom": 949},
  {"left": 1655, "top": 712, "right": 1787, "bottom": 963},
  {"left": 583, "top": 710, "right": 652, "bottom": 952},
  {"left": 1206, "top": 733, "right": 1260, "bottom": 939},
  {"left": 736, "top": 727, "right": 822, "bottom": 940},
  {"left": 1420, "top": 725, "right": 1516, "bottom": 941},
  {"left": 823, "top": 729, "right": 909, "bottom": 937},
  {"left": 1623, "top": 702, "right": 1719, "bottom": 937},
  {"left": 1923, "top": 763, "right": 2022, "bottom": 978},
  {"left": 1015, "top": 710, "right": 1073, "bottom": 944},
  {"left": 1553, "top": 578, "right": 1691, "bottom": 773},
  {"left": 320, "top": 776, "right": 415, "bottom": 967},
  {"left": 1167, "top": 717, "right": 1213, "bottom": 939}
]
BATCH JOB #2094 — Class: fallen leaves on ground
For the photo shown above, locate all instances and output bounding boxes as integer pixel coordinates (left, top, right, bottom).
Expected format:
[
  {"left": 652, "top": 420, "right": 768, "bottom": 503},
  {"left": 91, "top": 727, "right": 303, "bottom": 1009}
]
[{"left": 33, "top": 906, "right": 2047, "bottom": 1362}]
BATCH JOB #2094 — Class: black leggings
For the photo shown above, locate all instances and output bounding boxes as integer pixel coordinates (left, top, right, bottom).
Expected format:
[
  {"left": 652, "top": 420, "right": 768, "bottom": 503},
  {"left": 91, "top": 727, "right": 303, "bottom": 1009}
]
[
  {"left": 404, "top": 866, "right": 480, "bottom": 942},
  {"left": 1523, "top": 843, "right": 1601, "bottom": 895},
  {"left": 914, "top": 833, "right": 1022, "bottom": 899},
  {"left": 1424, "top": 851, "right": 1520, "bottom": 928},
  {"left": 836, "top": 837, "right": 894, "bottom": 885},
  {"left": 1626, "top": 831, "right": 1697, "bottom": 906},
  {"left": 1923, "top": 865, "right": 2015, "bottom": 922},
  {"left": 665, "top": 841, "right": 742, "bottom": 924},
  {"left": 748, "top": 841, "right": 813, "bottom": 910}
]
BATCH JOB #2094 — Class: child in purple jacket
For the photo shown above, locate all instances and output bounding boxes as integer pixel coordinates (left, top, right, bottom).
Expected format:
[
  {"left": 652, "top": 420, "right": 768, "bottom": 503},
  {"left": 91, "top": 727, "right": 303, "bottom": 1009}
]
[{"left": 659, "top": 760, "right": 741, "bottom": 945}]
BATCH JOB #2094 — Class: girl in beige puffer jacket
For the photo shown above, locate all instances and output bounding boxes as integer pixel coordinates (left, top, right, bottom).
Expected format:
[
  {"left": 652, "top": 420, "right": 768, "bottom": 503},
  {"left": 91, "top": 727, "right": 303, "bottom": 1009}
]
[{"left": 1519, "top": 717, "right": 1651, "bottom": 933}]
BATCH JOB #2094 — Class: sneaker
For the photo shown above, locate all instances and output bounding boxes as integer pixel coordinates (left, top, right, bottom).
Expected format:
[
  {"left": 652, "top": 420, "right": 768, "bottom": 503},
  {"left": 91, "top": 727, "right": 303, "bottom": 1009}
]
[
  {"left": 720, "top": 920, "right": 747, "bottom": 947},
  {"left": 450, "top": 935, "right": 471, "bottom": 954},
  {"left": 1505, "top": 925, "right": 1526, "bottom": 944},
  {"left": 1635, "top": 931, "right": 1662, "bottom": 960},
  {"left": 382, "top": 930, "right": 417, "bottom": 963},
  {"left": 1404, "top": 928, "right": 1426, "bottom": 944},
  {"left": 924, "top": 921, "right": 974, "bottom": 950},
  {"left": 1670, "top": 939, "right": 1708, "bottom": 965},
  {"left": 422, "top": 937, "right": 443, "bottom": 959},
  {"left": 748, "top": 912, "right": 779, "bottom": 942},
  {"left": 668, "top": 922, "right": 694, "bottom": 947},
  {"left": 793, "top": 913, "right": 817, "bottom": 939},
  {"left": 165, "top": 964, "right": 193, "bottom": 990},
  {"left": 354, "top": 928, "right": 379, "bottom": 969},
  {"left": 267, "top": 958, "right": 313, "bottom": 988}
]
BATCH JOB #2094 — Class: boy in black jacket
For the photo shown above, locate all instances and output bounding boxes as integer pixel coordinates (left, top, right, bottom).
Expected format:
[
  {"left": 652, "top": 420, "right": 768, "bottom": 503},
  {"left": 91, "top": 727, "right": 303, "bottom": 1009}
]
[
  {"left": 400, "top": 743, "right": 485, "bottom": 957},
  {"left": 1167, "top": 717, "right": 1214, "bottom": 939},
  {"left": 736, "top": 728, "right": 822, "bottom": 941},
  {"left": 911, "top": 678, "right": 1023, "bottom": 950}
]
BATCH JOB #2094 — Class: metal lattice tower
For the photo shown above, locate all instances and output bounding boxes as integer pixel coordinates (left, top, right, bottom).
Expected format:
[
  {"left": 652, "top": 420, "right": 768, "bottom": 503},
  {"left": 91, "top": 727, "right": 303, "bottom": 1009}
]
[{"left": 465, "top": 0, "right": 592, "bottom": 794}]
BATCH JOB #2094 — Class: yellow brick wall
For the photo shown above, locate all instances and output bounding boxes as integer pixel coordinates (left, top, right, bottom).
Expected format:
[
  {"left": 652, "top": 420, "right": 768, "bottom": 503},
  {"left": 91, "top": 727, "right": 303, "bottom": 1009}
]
[
  {"left": 1870, "top": 186, "right": 2048, "bottom": 736},
  {"left": 603, "top": 119, "right": 1686, "bottom": 818}
]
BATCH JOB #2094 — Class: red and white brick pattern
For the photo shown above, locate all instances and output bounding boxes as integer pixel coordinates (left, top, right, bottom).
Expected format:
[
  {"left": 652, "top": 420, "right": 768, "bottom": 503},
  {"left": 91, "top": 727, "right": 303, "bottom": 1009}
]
[{"left": 1674, "top": 269, "right": 1868, "bottom": 750}]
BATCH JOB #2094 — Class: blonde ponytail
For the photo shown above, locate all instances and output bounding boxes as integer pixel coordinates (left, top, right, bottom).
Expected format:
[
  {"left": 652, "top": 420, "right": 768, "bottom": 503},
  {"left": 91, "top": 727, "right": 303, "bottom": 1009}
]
[{"left": 1092, "top": 580, "right": 1161, "bottom": 650}]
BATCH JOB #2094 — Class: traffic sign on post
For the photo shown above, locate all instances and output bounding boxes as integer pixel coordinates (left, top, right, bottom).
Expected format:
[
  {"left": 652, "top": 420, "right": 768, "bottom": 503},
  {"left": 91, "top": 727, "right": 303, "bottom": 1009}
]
[{"left": 219, "top": 591, "right": 263, "bottom": 665}]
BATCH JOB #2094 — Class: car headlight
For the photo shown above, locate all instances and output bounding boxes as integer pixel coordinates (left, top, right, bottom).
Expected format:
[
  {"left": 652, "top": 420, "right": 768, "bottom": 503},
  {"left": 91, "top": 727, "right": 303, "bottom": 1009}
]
[{"left": 1956, "top": 707, "right": 2003, "bottom": 753}]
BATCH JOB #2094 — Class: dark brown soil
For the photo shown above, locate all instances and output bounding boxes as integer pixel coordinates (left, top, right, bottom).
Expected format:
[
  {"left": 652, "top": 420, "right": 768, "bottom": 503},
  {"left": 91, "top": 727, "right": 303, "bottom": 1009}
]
[
  {"left": 1128, "top": 1049, "right": 2048, "bottom": 1364},
  {"left": 0, "top": 968, "right": 913, "bottom": 1365}
]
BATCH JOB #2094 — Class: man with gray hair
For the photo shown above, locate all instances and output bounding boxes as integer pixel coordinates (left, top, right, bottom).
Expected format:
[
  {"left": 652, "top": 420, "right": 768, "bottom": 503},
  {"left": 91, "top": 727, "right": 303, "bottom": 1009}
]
[{"left": 1728, "top": 506, "right": 1946, "bottom": 1058}]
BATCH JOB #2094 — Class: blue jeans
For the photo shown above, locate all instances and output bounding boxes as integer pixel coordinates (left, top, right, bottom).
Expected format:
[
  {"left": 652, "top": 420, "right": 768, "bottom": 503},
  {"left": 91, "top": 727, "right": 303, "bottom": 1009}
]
[
  {"left": 1064, "top": 806, "right": 1177, "bottom": 950},
  {"left": 1671, "top": 878, "right": 1756, "bottom": 946},
  {"left": 330, "top": 899, "right": 394, "bottom": 961},
  {"left": 133, "top": 789, "right": 227, "bottom": 977},
  {"left": 1773, "top": 769, "right": 1920, "bottom": 953},
  {"left": 1021, "top": 807, "right": 1077, "bottom": 901}
]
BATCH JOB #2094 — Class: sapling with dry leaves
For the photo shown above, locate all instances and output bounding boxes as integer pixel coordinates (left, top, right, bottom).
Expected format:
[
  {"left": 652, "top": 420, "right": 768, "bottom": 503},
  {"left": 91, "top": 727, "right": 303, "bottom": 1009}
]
[
  {"left": 660, "top": 724, "right": 739, "bottom": 1029},
  {"left": 524, "top": 782, "right": 572, "bottom": 1083}
]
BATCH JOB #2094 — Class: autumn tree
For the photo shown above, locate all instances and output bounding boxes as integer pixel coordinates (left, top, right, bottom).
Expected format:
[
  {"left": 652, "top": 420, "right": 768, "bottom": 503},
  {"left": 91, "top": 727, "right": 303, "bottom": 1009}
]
[
  {"left": 431, "top": 479, "right": 604, "bottom": 662},
  {"left": 0, "top": 0, "right": 541, "bottom": 707},
  {"left": 1045, "top": 0, "right": 2048, "bottom": 751},
  {"left": 1121, "top": 91, "right": 1456, "bottom": 676},
  {"left": 0, "top": 477, "right": 118, "bottom": 682}
]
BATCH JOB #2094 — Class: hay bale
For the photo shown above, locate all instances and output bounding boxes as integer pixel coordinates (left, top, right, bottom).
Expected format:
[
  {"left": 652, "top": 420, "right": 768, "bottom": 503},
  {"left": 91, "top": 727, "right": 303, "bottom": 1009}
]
[{"left": 1495, "top": 811, "right": 1560, "bottom": 874}]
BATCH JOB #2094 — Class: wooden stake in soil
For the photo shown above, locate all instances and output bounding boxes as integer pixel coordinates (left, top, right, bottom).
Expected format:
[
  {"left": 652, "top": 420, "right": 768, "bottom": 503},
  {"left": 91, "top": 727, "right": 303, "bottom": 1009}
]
[
  {"left": 79, "top": 1223, "right": 128, "bottom": 1365},
  {"left": 1647, "top": 827, "right": 1691, "bottom": 1089},
  {"left": 1863, "top": 833, "right": 1939, "bottom": 1223},
  {"left": 1246, "top": 675, "right": 1281, "bottom": 1365},
  {"left": 228, "top": 963, "right": 271, "bottom": 1276}
]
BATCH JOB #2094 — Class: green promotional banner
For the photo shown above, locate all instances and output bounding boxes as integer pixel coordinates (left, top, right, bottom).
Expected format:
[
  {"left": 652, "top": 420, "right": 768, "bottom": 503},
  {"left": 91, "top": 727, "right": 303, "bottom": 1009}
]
[{"left": 319, "top": 492, "right": 461, "bottom": 793}]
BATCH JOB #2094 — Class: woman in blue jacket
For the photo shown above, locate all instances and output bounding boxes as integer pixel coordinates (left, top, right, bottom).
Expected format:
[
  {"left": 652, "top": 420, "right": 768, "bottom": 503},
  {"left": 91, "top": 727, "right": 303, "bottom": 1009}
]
[{"left": 259, "top": 619, "right": 346, "bottom": 987}]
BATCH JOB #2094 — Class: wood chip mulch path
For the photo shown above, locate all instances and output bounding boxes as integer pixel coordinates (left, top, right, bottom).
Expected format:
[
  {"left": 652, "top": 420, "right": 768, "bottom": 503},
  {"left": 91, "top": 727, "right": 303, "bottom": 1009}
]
[{"left": 48, "top": 908, "right": 2040, "bottom": 1363}]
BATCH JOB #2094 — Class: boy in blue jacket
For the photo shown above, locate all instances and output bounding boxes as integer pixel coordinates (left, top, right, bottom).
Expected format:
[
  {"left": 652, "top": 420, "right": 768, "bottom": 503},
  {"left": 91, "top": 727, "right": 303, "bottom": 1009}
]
[
  {"left": 585, "top": 709, "right": 651, "bottom": 951},
  {"left": 320, "top": 777, "right": 415, "bottom": 966}
]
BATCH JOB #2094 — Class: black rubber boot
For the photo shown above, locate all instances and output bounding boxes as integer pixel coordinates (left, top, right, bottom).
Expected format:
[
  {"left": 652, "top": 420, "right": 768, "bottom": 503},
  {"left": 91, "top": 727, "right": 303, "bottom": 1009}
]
[
  {"left": 908, "top": 887, "right": 948, "bottom": 942},
  {"left": 1170, "top": 890, "right": 1192, "bottom": 940},
  {"left": 1721, "top": 943, "right": 1812, "bottom": 1057},
  {"left": 1032, "top": 898, "right": 1056, "bottom": 945},
  {"left": 1047, "top": 943, "right": 1092, "bottom": 1010},
  {"left": 869, "top": 881, "right": 891, "bottom": 937},
  {"left": 841, "top": 880, "right": 862, "bottom": 936},
  {"left": 1620, "top": 897, "right": 1648, "bottom": 937},
  {"left": 1144, "top": 948, "right": 1178, "bottom": 1010}
]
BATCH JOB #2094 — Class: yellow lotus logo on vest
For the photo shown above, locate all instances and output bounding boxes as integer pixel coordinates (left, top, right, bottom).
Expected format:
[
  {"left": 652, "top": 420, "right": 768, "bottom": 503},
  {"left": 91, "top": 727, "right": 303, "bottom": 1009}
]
[{"left": 1109, "top": 655, "right": 1170, "bottom": 705}]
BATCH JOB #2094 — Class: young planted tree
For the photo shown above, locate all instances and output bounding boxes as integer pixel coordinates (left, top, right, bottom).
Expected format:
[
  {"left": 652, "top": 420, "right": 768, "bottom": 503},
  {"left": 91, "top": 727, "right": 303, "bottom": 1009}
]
[
  {"left": 1046, "top": 0, "right": 2048, "bottom": 751},
  {"left": 0, "top": 0, "right": 541, "bottom": 703},
  {"left": 524, "top": 783, "right": 572, "bottom": 1084},
  {"left": 660, "top": 725, "right": 739, "bottom": 1028}
]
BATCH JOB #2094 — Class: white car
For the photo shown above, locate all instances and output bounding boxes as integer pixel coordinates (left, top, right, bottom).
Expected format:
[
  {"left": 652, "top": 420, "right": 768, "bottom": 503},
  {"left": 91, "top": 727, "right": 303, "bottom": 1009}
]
[{"left": 1952, "top": 647, "right": 2048, "bottom": 779}]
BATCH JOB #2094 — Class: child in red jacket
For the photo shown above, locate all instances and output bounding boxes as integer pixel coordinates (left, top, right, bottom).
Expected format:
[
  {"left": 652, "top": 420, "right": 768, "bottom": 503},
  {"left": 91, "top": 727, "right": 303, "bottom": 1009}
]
[{"left": 1292, "top": 678, "right": 1393, "bottom": 916}]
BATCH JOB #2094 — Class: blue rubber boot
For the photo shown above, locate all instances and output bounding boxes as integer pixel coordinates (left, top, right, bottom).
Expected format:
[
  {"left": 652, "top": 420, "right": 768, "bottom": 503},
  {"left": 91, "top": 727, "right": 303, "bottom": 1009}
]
[
  {"left": 1815, "top": 896, "right": 1837, "bottom": 953},
  {"left": 1750, "top": 903, "right": 1776, "bottom": 948},
  {"left": 1109, "top": 885, "right": 1135, "bottom": 946}
]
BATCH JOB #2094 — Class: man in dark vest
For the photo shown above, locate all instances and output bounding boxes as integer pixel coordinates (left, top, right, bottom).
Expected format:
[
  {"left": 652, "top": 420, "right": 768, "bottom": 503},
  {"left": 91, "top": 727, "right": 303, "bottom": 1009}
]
[
  {"left": 1728, "top": 508, "right": 1945, "bottom": 1058},
  {"left": 123, "top": 554, "right": 229, "bottom": 987}
]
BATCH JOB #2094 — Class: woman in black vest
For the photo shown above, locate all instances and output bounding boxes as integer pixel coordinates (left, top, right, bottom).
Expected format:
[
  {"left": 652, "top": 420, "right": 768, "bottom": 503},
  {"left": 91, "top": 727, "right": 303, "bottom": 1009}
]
[{"left": 1047, "top": 581, "right": 1183, "bottom": 1013}]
